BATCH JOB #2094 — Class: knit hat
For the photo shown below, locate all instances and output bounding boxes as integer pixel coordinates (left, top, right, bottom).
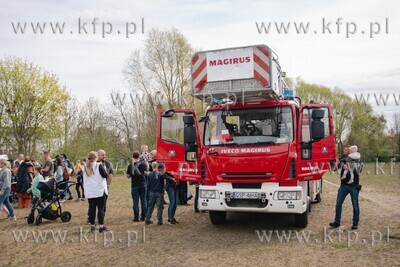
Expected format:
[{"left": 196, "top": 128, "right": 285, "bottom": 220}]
[{"left": 349, "top": 145, "right": 358, "bottom": 154}]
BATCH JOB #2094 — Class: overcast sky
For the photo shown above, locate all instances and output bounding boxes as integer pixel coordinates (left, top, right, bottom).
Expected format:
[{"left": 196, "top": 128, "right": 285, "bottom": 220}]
[{"left": 1, "top": 0, "right": 399, "bottom": 123}]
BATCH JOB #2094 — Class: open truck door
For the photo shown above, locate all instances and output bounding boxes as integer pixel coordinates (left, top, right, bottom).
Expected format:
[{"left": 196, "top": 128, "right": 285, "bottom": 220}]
[
  {"left": 156, "top": 109, "right": 202, "bottom": 182},
  {"left": 297, "top": 104, "right": 336, "bottom": 181}
]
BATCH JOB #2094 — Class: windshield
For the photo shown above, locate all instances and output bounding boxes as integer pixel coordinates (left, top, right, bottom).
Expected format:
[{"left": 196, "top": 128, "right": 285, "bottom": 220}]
[{"left": 204, "top": 106, "right": 293, "bottom": 146}]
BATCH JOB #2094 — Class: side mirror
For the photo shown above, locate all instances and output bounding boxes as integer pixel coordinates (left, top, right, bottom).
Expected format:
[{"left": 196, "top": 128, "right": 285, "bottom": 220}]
[
  {"left": 311, "top": 121, "right": 325, "bottom": 141},
  {"left": 162, "top": 109, "right": 175, "bottom": 118},
  {"left": 184, "top": 126, "right": 196, "bottom": 144},
  {"left": 311, "top": 108, "right": 325, "bottom": 141},
  {"left": 183, "top": 114, "right": 195, "bottom": 124},
  {"left": 183, "top": 114, "right": 198, "bottom": 162},
  {"left": 312, "top": 109, "right": 325, "bottom": 120},
  {"left": 182, "top": 113, "right": 197, "bottom": 146},
  {"left": 199, "top": 115, "right": 209, "bottom": 123},
  {"left": 183, "top": 114, "right": 196, "bottom": 144}
]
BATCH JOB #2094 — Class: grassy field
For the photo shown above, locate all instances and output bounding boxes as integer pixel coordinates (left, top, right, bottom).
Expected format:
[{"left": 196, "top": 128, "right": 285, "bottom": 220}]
[
  {"left": 324, "top": 163, "right": 400, "bottom": 195},
  {"left": 0, "top": 169, "right": 399, "bottom": 267}
]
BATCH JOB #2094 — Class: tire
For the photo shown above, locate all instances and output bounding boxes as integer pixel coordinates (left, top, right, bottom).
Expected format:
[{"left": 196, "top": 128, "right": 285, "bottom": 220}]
[
  {"left": 27, "top": 213, "right": 35, "bottom": 224},
  {"left": 307, "top": 181, "right": 314, "bottom": 204},
  {"left": 209, "top": 211, "right": 226, "bottom": 225},
  {"left": 60, "top": 211, "right": 72, "bottom": 222},
  {"left": 320, "top": 178, "right": 323, "bottom": 194},
  {"left": 315, "top": 193, "right": 321, "bottom": 203},
  {"left": 35, "top": 215, "right": 42, "bottom": 226},
  {"left": 294, "top": 201, "right": 309, "bottom": 228}
]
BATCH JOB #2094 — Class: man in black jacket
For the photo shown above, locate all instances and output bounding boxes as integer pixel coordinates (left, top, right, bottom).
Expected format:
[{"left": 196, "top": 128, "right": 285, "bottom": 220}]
[
  {"left": 127, "top": 151, "right": 148, "bottom": 222},
  {"left": 97, "top": 150, "right": 114, "bottom": 214}
]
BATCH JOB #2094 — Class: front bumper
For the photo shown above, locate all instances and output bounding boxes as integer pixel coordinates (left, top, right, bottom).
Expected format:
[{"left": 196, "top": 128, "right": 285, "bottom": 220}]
[{"left": 199, "top": 183, "right": 307, "bottom": 214}]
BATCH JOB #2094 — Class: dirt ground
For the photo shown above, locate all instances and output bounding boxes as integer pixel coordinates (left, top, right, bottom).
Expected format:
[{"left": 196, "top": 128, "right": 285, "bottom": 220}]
[{"left": 0, "top": 169, "right": 399, "bottom": 267}]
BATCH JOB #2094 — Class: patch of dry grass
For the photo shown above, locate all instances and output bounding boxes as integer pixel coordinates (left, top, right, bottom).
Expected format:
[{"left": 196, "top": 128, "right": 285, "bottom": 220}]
[
  {"left": 0, "top": 175, "right": 399, "bottom": 267},
  {"left": 325, "top": 163, "right": 400, "bottom": 195}
]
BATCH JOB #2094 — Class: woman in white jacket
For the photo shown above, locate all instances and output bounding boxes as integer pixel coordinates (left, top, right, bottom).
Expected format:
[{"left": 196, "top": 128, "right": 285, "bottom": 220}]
[{"left": 83, "top": 151, "right": 108, "bottom": 232}]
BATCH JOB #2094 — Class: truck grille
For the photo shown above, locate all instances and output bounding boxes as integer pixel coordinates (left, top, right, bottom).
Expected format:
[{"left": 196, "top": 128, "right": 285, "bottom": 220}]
[
  {"left": 221, "top": 172, "right": 272, "bottom": 180},
  {"left": 232, "top": 183, "right": 262, "bottom": 189},
  {"left": 225, "top": 199, "right": 268, "bottom": 208}
]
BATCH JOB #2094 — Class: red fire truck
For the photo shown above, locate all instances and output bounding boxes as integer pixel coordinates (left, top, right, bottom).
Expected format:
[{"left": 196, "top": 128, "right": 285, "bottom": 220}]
[{"left": 156, "top": 45, "right": 336, "bottom": 227}]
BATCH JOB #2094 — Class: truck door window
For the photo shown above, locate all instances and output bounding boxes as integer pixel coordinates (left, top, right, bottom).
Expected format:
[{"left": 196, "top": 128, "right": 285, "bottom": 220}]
[{"left": 161, "top": 113, "right": 184, "bottom": 145}]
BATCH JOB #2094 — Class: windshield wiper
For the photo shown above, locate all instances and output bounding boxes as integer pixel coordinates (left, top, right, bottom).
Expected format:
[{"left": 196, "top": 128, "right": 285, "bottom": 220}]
[
  {"left": 246, "top": 141, "right": 276, "bottom": 145},
  {"left": 223, "top": 142, "right": 240, "bottom": 146}
]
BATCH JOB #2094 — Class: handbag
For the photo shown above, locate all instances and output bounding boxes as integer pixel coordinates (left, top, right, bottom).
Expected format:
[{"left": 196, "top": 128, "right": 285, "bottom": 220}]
[{"left": 63, "top": 166, "right": 70, "bottom": 181}]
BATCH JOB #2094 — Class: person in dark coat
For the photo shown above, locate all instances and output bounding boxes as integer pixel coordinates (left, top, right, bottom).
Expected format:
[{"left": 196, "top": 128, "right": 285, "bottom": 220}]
[{"left": 16, "top": 157, "right": 33, "bottom": 208}]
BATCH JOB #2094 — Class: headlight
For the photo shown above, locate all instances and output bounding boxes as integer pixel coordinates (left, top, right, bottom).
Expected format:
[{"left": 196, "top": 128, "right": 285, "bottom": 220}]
[
  {"left": 277, "top": 191, "right": 301, "bottom": 200},
  {"left": 200, "top": 190, "right": 217, "bottom": 199}
]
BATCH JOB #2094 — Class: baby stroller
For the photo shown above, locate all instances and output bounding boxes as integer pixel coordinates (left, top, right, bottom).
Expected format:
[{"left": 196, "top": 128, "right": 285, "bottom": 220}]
[{"left": 27, "top": 178, "right": 75, "bottom": 226}]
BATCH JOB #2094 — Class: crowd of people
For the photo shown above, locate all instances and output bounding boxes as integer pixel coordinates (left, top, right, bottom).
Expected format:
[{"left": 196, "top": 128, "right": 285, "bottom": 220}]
[
  {"left": 0, "top": 145, "right": 199, "bottom": 231},
  {"left": 0, "top": 144, "right": 362, "bottom": 230},
  {"left": 125, "top": 145, "right": 189, "bottom": 226}
]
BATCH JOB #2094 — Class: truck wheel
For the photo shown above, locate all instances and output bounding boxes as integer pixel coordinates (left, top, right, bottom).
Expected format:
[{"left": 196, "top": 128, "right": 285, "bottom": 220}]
[
  {"left": 315, "top": 193, "right": 321, "bottom": 203},
  {"left": 209, "top": 211, "right": 226, "bottom": 225},
  {"left": 295, "top": 202, "right": 309, "bottom": 228}
]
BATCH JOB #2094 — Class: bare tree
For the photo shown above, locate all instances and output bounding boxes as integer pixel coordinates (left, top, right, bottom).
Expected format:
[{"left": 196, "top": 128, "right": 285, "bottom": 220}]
[
  {"left": 122, "top": 27, "right": 195, "bottom": 150},
  {"left": 106, "top": 91, "right": 137, "bottom": 158},
  {"left": 393, "top": 113, "right": 400, "bottom": 158}
]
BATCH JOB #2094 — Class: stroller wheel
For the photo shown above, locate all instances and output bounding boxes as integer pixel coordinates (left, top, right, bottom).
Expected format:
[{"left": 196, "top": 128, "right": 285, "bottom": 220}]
[
  {"left": 35, "top": 215, "right": 42, "bottom": 226},
  {"left": 60, "top": 211, "right": 72, "bottom": 222},
  {"left": 27, "top": 213, "right": 35, "bottom": 224}
]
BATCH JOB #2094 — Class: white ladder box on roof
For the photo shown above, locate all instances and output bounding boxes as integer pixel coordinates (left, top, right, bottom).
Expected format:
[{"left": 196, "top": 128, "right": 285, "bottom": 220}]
[{"left": 191, "top": 44, "right": 284, "bottom": 102}]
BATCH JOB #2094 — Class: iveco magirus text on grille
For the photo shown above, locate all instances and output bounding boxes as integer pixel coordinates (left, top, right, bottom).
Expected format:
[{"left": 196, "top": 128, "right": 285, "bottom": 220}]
[{"left": 156, "top": 45, "right": 336, "bottom": 227}]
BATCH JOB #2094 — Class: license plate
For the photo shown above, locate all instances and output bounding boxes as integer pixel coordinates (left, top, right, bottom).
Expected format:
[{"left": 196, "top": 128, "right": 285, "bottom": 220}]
[{"left": 231, "top": 192, "right": 259, "bottom": 199}]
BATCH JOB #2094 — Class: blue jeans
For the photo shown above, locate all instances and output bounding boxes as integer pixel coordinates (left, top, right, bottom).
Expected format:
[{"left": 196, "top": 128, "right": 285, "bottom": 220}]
[
  {"left": 145, "top": 184, "right": 150, "bottom": 207},
  {"left": 334, "top": 184, "right": 360, "bottom": 225},
  {"left": 66, "top": 186, "right": 73, "bottom": 198},
  {"left": 131, "top": 186, "right": 147, "bottom": 220},
  {"left": 166, "top": 186, "right": 178, "bottom": 221},
  {"left": 0, "top": 188, "right": 15, "bottom": 217},
  {"left": 145, "top": 192, "right": 164, "bottom": 223}
]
